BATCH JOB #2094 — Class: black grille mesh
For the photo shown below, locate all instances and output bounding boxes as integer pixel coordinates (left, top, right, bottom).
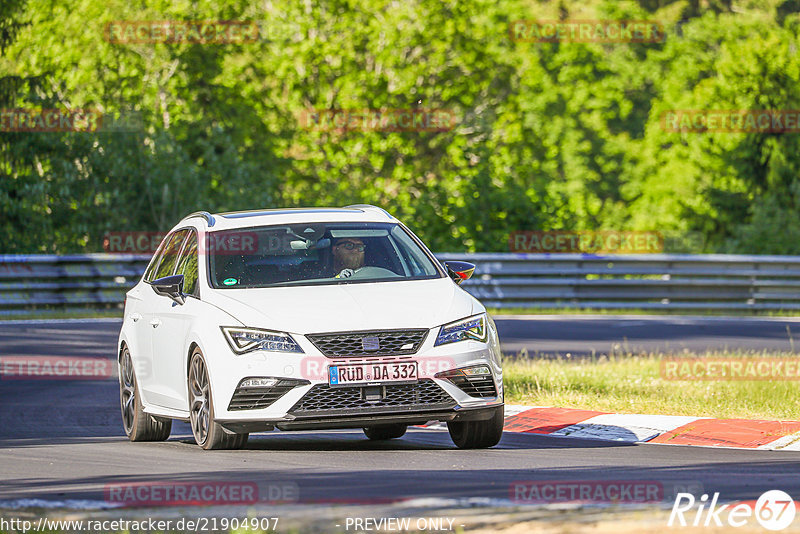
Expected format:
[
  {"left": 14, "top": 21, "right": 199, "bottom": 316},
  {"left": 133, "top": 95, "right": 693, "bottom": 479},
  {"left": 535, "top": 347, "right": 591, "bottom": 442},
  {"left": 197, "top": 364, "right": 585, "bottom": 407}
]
[
  {"left": 446, "top": 375, "right": 497, "bottom": 398},
  {"left": 307, "top": 329, "right": 428, "bottom": 357},
  {"left": 228, "top": 378, "right": 309, "bottom": 411},
  {"left": 289, "top": 379, "right": 455, "bottom": 416}
]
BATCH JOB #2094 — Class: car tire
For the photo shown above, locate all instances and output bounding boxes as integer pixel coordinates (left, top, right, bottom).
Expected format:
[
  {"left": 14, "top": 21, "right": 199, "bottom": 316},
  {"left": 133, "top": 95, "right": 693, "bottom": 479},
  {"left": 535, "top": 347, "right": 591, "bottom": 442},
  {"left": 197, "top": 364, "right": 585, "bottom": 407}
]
[
  {"left": 447, "top": 406, "right": 504, "bottom": 449},
  {"left": 119, "top": 346, "right": 172, "bottom": 442},
  {"left": 363, "top": 424, "right": 407, "bottom": 440},
  {"left": 188, "top": 349, "right": 248, "bottom": 450}
]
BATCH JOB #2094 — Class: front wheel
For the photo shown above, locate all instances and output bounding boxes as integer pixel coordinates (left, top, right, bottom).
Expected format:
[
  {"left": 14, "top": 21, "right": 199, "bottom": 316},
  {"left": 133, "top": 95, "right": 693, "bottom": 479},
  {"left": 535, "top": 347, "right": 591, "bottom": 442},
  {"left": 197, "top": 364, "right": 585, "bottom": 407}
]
[
  {"left": 119, "top": 346, "right": 171, "bottom": 441},
  {"left": 188, "top": 350, "right": 248, "bottom": 450},
  {"left": 447, "top": 407, "right": 504, "bottom": 449}
]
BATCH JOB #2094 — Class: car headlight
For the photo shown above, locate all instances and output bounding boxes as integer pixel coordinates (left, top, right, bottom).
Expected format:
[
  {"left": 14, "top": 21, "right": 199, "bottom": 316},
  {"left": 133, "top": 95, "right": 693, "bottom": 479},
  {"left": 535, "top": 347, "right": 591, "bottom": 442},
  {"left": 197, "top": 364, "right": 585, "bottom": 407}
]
[
  {"left": 434, "top": 314, "right": 488, "bottom": 346},
  {"left": 221, "top": 327, "right": 304, "bottom": 354}
]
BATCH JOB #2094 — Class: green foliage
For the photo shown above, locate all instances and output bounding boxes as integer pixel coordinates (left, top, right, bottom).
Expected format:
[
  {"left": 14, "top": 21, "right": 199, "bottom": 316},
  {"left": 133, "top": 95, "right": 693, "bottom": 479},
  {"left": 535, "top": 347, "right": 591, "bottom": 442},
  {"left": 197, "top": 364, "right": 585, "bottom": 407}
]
[{"left": 2, "top": 0, "right": 800, "bottom": 253}]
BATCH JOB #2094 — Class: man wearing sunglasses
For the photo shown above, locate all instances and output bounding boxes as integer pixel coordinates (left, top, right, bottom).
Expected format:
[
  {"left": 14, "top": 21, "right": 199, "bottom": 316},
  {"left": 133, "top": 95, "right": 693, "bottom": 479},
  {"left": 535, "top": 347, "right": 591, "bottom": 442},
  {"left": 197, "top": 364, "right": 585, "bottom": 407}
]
[{"left": 333, "top": 237, "right": 367, "bottom": 278}]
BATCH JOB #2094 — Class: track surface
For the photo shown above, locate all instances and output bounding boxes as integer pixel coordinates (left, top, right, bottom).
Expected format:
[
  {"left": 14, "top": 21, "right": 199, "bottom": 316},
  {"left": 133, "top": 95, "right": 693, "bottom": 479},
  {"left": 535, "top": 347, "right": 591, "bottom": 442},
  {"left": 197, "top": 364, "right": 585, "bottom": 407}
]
[
  {"left": 1, "top": 318, "right": 799, "bottom": 507},
  {"left": 2, "top": 314, "right": 800, "bottom": 359},
  {"left": 497, "top": 314, "right": 800, "bottom": 356}
]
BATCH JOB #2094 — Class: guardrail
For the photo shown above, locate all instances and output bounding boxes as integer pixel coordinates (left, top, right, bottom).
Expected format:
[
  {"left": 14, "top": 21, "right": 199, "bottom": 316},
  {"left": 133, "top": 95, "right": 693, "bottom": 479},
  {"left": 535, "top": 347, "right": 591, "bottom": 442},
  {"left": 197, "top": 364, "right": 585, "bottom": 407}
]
[
  {"left": 2, "top": 253, "right": 800, "bottom": 316},
  {"left": 0, "top": 254, "right": 149, "bottom": 316},
  {"left": 438, "top": 253, "right": 800, "bottom": 311}
]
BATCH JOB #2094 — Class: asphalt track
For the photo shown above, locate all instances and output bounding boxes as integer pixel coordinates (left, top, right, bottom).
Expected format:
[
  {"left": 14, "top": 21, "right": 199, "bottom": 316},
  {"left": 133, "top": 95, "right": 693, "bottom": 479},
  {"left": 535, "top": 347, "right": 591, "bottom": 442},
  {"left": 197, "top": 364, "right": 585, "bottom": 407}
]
[
  {"left": 2, "top": 314, "right": 800, "bottom": 360},
  {"left": 497, "top": 314, "right": 800, "bottom": 357},
  {"left": 1, "top": 317, "right": 800, "bottom": 511}
]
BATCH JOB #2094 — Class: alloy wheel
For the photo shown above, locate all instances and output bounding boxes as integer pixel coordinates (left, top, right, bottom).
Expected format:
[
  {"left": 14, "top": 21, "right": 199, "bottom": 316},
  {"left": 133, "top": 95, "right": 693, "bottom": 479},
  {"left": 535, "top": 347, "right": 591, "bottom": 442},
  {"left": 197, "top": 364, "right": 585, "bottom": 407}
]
[
  {"left": 119, "top": 348, "right": 136, "bottom": 434},
  {"left": 189, "top": 355, "right": 210, "bottom": 446}
]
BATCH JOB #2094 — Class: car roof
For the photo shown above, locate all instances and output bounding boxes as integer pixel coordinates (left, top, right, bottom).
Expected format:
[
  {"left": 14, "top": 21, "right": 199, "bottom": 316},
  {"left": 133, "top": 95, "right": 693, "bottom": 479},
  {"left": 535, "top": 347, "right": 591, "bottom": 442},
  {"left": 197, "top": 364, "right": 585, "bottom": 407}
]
[{"left": 179, "top": 205, "right": 397, "bottom": 231}]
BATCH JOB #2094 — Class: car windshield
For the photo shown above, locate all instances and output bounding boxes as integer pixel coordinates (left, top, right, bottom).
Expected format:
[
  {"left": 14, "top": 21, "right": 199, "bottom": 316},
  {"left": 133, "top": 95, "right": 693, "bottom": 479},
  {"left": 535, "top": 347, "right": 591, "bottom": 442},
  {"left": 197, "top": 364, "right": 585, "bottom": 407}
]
[{"left": 207, "top": 222, "right": 442, "bottom": 288}]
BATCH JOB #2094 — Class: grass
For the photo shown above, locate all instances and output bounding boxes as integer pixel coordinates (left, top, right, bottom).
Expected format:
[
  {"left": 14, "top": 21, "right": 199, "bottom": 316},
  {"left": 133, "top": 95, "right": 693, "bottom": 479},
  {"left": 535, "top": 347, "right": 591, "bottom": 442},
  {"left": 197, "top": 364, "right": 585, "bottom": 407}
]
[{"left": 503, "top": 351, "right": 800, "bottom": 420}]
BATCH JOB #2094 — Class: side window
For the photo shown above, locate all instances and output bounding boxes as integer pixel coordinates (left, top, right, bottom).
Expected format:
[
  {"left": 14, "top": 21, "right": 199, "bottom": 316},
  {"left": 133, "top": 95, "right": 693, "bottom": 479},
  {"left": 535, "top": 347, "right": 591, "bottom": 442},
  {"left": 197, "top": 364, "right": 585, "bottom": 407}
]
[
  {"left": 175, "top": 231, "right": 199, "bottom": 296},
  {"left": 143, "top": 234, "right": 170, "bottom": 282},
  {"left": 153, "top": 230, "right": 188, "bottom": 280}
]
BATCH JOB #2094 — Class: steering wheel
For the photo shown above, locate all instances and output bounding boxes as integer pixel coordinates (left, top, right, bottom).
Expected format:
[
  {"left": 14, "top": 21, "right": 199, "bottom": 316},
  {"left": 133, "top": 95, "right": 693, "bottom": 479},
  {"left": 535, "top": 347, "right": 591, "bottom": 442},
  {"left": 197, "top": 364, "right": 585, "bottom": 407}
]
[
  {"left": 336, "top": 268, "right": 358, "bottom": 278},
  {"left": 338, "top": 266, "right": 399, "bottom": 279}
]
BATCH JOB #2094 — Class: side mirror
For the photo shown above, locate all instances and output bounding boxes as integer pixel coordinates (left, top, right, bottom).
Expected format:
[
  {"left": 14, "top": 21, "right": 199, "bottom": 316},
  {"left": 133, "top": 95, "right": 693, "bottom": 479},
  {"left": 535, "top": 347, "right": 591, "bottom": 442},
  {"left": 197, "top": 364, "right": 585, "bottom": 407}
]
[
  {"left": 148, "top": 274, "right": 186, "bottom": 305},
  {"left": 443, "top": 261, "right": 475, "bottom": 285}
]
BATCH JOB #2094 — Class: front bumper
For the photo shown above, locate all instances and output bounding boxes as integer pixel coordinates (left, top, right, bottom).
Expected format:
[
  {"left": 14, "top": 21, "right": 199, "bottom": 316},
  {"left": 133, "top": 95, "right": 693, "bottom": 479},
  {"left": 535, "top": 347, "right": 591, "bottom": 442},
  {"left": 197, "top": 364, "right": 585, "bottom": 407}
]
[
  {"left": 203, "top": 321, "right": 505, "bottom": 424},
  {"left": 218, "top": 403, "right": 504, "bottom": 433}
]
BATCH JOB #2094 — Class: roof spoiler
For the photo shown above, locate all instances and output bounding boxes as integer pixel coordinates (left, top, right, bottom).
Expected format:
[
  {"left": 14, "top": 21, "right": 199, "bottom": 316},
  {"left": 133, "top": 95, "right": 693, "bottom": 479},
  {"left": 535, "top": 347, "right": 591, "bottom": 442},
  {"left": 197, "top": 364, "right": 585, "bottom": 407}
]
[
  {"left": 185, "top": 211, "right": 216, "bottom": 227},
  {"left": 344, "top": 204, "right": 395, "bottom": 220}
]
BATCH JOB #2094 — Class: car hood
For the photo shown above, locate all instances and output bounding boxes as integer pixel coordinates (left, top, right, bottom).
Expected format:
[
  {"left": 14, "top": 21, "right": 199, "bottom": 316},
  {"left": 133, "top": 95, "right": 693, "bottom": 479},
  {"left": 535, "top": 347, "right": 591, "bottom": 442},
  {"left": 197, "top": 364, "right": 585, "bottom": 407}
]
[{"left": 202, "top": 278, "right": 478, "bottom": 334}]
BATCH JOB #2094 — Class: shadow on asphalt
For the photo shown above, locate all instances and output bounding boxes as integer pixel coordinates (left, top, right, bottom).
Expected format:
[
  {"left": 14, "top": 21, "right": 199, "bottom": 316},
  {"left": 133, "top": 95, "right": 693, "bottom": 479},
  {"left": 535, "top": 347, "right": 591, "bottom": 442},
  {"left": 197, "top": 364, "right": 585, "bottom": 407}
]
[
  {"left": 3, "top": 458, "right": 800, "bottom": 505},
  {"left": 0, "top": 426, "right": 637, "bottom": 450}
]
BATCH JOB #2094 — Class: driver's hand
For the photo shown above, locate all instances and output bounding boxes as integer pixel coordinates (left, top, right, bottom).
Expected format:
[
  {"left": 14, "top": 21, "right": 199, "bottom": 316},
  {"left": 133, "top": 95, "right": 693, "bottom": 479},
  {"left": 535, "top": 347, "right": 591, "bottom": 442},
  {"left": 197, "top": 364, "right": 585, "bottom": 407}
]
[{"left": 336, "top": 268, "right": 355, "bottom": 278}]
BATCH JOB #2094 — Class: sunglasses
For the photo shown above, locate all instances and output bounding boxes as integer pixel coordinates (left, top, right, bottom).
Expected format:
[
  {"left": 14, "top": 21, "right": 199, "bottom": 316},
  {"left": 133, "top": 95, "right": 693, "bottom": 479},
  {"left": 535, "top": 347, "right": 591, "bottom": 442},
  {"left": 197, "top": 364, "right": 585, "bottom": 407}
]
[{"left": 335, "top": 242, "right": 366, "bottom": 251}]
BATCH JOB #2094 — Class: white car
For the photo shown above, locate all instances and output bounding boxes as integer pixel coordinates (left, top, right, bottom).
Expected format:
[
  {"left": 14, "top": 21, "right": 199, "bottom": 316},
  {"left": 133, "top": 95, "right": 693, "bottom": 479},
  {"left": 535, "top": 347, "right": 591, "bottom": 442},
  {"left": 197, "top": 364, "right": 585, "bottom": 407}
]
[{"left": 118, "top": 205, "right": 504, "bottom": 450}]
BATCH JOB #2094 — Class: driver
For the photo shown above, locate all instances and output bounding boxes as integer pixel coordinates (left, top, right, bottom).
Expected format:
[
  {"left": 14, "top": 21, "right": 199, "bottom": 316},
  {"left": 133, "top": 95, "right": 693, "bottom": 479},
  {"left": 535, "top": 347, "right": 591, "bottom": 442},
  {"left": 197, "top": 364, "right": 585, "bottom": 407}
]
[{"left": 333, "top": 237, "right": 366, "bottom": 278}]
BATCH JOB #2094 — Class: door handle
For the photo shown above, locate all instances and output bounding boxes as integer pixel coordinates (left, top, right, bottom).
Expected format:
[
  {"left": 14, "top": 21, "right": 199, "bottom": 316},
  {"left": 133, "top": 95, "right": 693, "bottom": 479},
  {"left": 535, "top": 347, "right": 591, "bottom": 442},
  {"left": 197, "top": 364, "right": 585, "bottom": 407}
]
[
  {"left": 130, "top": 313, "right": 142, "bottom": 322},
  {"left": 150, "top": 318, "right": 162, "bottom": 328}
]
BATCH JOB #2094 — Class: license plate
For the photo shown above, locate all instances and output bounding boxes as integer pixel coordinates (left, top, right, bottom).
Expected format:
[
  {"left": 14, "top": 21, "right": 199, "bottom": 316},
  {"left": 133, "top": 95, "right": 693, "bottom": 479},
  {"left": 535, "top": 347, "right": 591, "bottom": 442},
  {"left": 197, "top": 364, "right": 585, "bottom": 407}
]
[{"left": 329, "top": 362, "right": 418, "bottom": 386}]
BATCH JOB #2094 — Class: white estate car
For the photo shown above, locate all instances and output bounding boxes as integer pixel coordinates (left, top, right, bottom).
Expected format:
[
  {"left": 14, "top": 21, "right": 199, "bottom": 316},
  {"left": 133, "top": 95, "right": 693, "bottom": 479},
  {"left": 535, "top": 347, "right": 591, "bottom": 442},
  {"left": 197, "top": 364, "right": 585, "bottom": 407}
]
[{"left": 117, "top": 206, "right": 504, "bottom": 450}]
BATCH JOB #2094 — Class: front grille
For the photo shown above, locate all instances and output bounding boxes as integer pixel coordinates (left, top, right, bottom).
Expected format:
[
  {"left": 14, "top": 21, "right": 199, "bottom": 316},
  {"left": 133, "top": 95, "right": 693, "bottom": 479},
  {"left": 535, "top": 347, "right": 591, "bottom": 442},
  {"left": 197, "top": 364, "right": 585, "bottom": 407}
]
[
  {"left": 289, "top": 379, "right": 455, "bottom": 417},
  {"left": 228, "top": 378, "right": 309, "bottom": 411},
  {"left": 307, "top": 329, "right": 428, "bottom": 357},
  {"left": 446, "top": 375, "right": 498, "bottom": 398}
]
